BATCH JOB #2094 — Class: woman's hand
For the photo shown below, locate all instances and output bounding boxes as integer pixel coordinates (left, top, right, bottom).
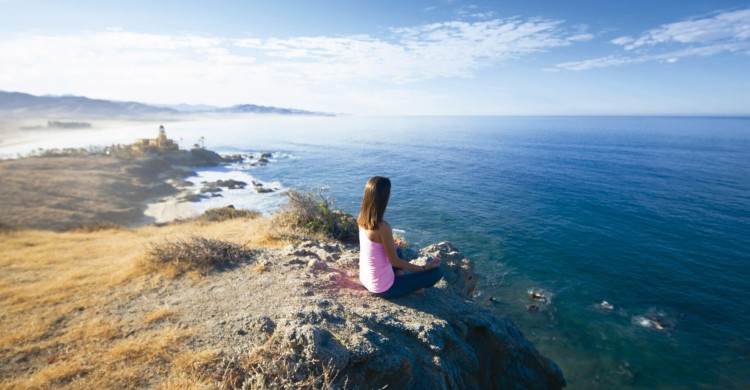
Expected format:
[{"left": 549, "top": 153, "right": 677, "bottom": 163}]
[{"left": 424, "top": 257, "right": 441, "bottom": 270}]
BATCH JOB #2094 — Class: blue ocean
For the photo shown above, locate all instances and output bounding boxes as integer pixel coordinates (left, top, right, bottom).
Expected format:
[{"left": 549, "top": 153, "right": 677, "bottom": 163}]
[{"left": 7, "top": 116, "right": 750, "bottom": 388}]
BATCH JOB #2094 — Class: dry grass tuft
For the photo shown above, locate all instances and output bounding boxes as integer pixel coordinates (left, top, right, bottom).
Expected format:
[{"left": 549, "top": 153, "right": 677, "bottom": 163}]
[
  {"left": 237, "top": 332, "right": 344, "bottom": 389},
  {"left": 275, "top": 188, "right": 357, "bottom": 244},
  {"left": 147, "top": 236, "right": 252, "bottom": 276},
  {"left": 144, "top": 308, "right": 177, "bottom": 324},
  {"left": 253, "top": 264, "right": 267, "bottom": 274},
  {"left": 64, "top": 221, "right": 124, "bottom": 233},
  {"left": 197, "top": 206, "right": 261, "bottom": 223},
  {"left": 166, "top": 332, "right": 344, "bottom": 389}
]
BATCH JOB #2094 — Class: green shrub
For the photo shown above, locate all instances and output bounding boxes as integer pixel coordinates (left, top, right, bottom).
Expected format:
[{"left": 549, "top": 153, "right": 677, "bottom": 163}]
[{"left": 280, "top": 188, "right": 357, "bottom": 244}]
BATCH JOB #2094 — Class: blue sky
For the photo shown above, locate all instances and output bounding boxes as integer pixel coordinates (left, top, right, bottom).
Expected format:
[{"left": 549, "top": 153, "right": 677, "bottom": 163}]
[{"left": 1, "top": 0, "right": 748, "bottom": 115}]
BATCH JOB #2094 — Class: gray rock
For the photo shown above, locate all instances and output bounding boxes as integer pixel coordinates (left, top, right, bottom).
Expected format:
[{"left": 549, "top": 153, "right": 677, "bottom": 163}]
[
  {"left": 200, "top": 186, "right": 222, "bottom": 194},
  {"left": 209, "top": 179, "right": 247, "bottom": 189},
  {"left": 239, "top": 242, "right": 565, "bottom": 389},
  {"left": 308, "top": 259, "right": 329, "bottom": 271},
  {"left": 284, "top": 324, "right": 350, "bottom": 373},
  {"left": 179, "top": 193, "right": 207, "bottom": 202}
]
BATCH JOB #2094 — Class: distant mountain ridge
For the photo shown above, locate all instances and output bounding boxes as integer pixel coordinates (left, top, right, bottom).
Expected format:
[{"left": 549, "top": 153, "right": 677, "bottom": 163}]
[
  {"left": 0, "top": 90, "right": 333, "bottom": 118},
  {"left": 221, "top": 104, "right": 329, "bottom": 115}
]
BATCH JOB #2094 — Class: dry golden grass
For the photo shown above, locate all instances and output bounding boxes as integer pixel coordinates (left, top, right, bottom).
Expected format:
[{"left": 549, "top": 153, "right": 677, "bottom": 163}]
[
  {"left": 252, "top": 264, "right": 267, "bottom": 274},
  {"left": 0, "top": 216, "right": 291, "bottom": 389},
  {"left": 158, "top": 334, "right": 343, "bottom": 389},
  {"left": 161, "top": 349, "right": 223, "bottom": 389},
  {"left": 144, "top": 308, "right": 177, "bottom": 324}
]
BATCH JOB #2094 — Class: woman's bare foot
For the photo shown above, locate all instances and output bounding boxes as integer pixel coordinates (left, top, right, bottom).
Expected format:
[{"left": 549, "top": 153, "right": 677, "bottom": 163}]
[{"left": 413, "top": 288, "right": 425, "bottom": 295}]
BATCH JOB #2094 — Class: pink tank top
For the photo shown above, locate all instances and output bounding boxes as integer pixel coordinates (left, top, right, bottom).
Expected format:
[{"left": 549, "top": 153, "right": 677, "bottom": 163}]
[{"left": 359, "top": 228, "right": 394, "bottom": 293}]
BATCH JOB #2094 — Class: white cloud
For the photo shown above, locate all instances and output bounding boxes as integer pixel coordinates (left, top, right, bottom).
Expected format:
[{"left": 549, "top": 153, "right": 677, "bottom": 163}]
[
  {"left": 622, "top": 8, "right": 750, "bottom": 50},
  {"left": 611, "top": 36, "right": 634, "bottom": 45},
  {"left": 243, "top": 18, "right": 588, "bottom": 84},
  {"left": 0, "top": 16, "right": 588, "bottom": 112},
  {"left": 469, "top": 12, "right": 496, "bottom": 20},
  {"left": 553, "top": 41, "right": 750, "bottom": 71},
  {"left": 556, "top": 8, "right": 750, "bottom": 71}
]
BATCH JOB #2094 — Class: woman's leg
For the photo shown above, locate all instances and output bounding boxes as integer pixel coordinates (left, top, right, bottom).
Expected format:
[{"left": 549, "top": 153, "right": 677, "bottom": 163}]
[{"left": 376, "top": 268, "right": 443, "bottom": 299}]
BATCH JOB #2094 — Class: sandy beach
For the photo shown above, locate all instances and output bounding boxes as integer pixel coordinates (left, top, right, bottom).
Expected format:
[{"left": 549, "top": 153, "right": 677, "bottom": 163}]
[{"left": 144, "top": 198, "right": 199, "bottom": 224}]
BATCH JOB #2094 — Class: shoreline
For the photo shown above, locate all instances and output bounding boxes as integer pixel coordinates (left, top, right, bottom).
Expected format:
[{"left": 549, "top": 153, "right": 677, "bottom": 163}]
[{"left": 0, "top": 146, "right": 286, "bottom": 231}]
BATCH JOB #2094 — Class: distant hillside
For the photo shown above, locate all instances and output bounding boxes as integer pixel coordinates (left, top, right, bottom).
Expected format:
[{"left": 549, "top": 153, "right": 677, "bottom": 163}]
[
  {"left": 0, "top": 90, "right": 333, "bottom": 118},
  {"left": 155, "top": 103, "right": 220, "bottom": 113},
  {"left": 221, "top": 104, "right": 333, "bottom": 116},
  {"left": 0, "top": 91, "right": 179, "bottom": 118}
]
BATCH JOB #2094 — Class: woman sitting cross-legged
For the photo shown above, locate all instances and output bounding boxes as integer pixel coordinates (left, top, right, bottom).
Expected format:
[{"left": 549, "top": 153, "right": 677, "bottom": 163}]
[{"left": 357, "top": 176, "right": 443, "bottom": 299}]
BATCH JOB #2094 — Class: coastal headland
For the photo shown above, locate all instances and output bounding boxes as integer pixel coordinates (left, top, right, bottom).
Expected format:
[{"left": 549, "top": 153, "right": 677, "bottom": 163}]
[
  {"left": 0, "top": 140, "right": 237, "bottom": 231},
  {"left": 0, "top": 143, "right": 566, "bottom": 388}
]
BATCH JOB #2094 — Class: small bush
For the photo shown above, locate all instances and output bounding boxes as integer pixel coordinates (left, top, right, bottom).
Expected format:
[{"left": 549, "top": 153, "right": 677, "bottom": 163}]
[
  {"left": 279, "top": 188, "right": 357, "bottom": 244},
  {"left": 147, "top": 237, "right": 251, "bottom": 275},
  {"left": 199, "top": 206, "right": 261, "bottom": 223}
]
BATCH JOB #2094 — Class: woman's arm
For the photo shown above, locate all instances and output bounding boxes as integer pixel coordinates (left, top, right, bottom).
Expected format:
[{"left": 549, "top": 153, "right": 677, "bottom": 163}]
[{"left": 380, "top": 221, "right": 440, "bottom": 271}]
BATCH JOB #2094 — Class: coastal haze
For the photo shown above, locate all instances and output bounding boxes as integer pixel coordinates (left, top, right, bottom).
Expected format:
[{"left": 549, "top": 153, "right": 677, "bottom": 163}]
[{"left": 2, "top": 1, "right": 750, "bottom": 389}]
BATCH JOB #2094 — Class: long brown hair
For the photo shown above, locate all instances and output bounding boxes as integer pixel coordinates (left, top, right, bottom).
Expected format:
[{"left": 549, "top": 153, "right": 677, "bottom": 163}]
[{"left": 357, "top": 176, "right": 391, "bottom": 230}]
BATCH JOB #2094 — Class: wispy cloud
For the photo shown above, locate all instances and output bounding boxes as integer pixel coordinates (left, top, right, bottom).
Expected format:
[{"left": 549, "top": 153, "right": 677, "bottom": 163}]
[
  {"left": 554, "top": 8, "right": 750, "bottom": 71},
  {"left": 0, "top": 16, "right": 588, "bottom": 109},
  {"left": 455, "top": 4, "right": 496, "bottom": 20},
  {"left": 235, "top": 18, "right": 590, "bottom": 83}
]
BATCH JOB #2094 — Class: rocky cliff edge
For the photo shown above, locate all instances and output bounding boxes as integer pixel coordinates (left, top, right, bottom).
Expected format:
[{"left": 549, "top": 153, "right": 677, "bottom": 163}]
[{"left": 150, "top": 240, "right": 566, "bottom": 389}]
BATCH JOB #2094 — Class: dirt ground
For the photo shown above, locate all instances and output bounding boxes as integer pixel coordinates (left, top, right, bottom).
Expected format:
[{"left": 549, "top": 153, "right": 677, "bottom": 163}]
[{"left": 0, "top": 156, "right": 188, "bottom": 231}]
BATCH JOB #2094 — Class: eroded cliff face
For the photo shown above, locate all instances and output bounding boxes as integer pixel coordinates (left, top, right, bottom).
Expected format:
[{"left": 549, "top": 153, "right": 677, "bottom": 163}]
[{"left": 259, "top": 241, "right": 566, "bottom": 389}]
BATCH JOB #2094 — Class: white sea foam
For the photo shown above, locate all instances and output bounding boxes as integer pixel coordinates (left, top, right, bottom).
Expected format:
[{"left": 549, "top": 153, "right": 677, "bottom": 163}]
[
  {"left": 185, "top": 167, "right": 286, "bottom": 216},
  {"left": 632, "top": 315, "right": 654, "bottom": 328},
  {"left": 527, "top": 288, "right": 553, "bottom": 304},
  {"left": 632, "top": 315, "right": 667, "bottom": 330}
]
